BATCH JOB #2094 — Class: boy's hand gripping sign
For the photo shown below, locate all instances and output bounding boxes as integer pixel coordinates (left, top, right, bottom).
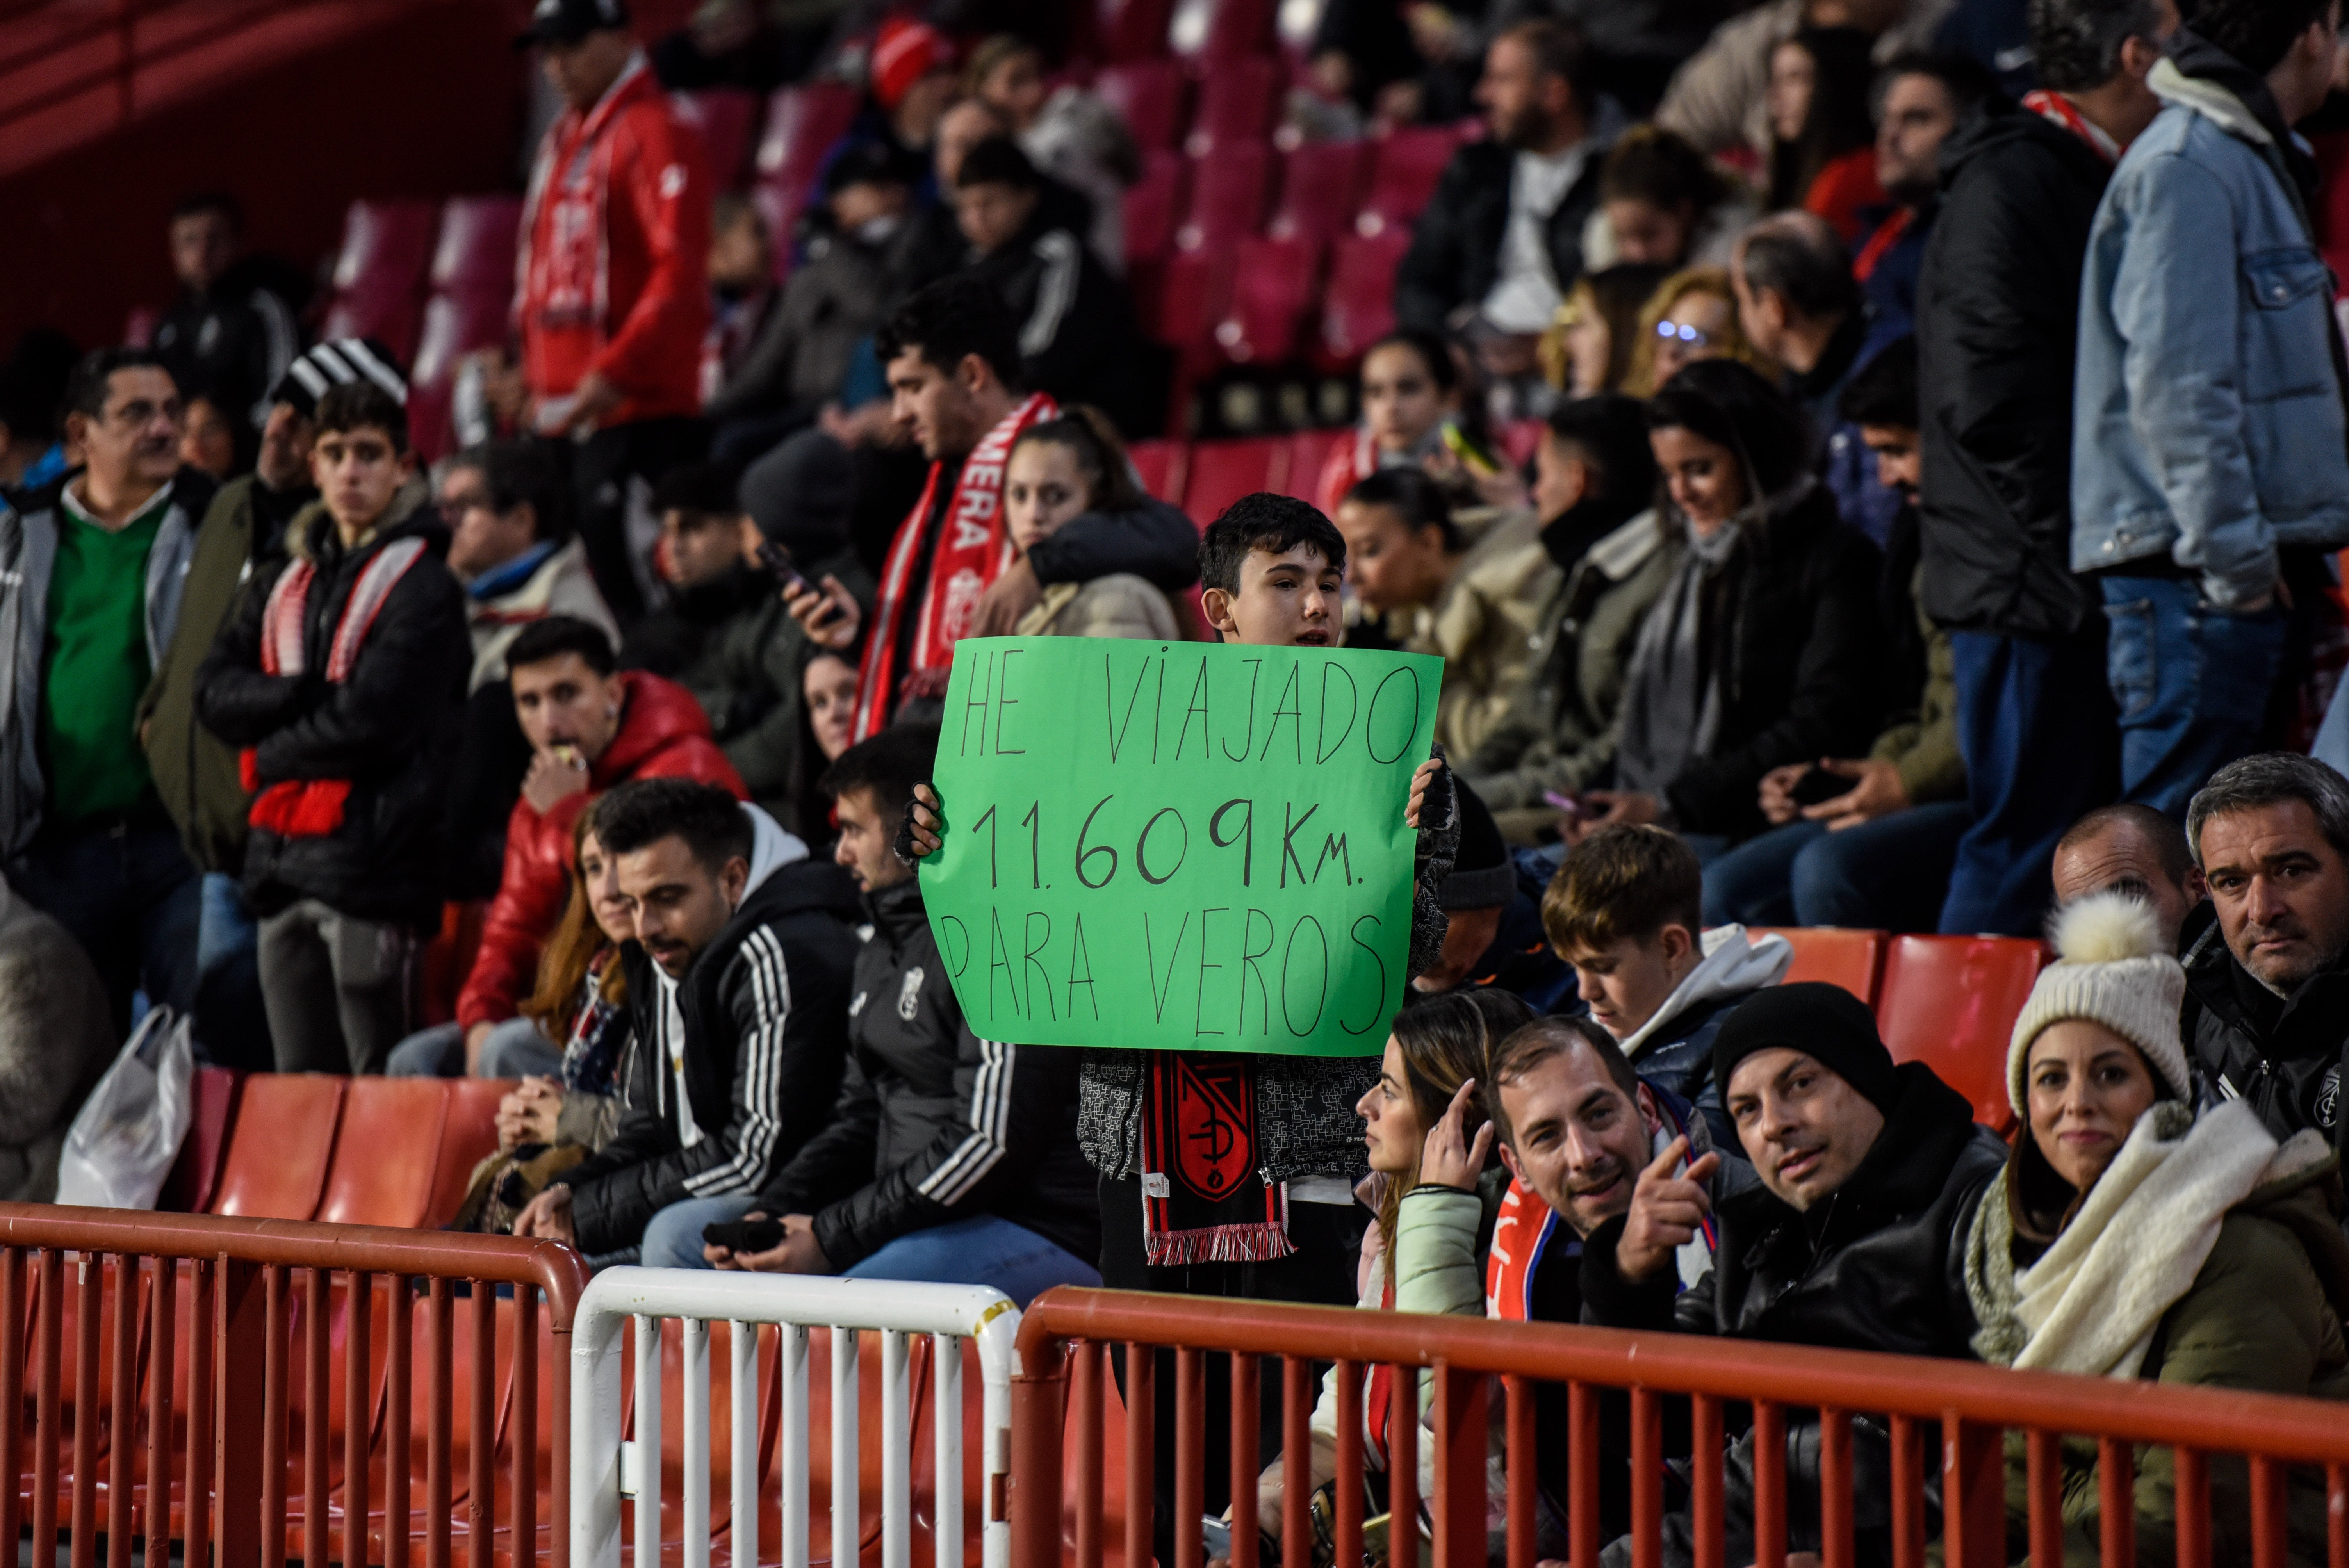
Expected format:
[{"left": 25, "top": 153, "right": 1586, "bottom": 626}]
[{"left": 920, "top": 637, "right": 1442, "bottom": 1056}]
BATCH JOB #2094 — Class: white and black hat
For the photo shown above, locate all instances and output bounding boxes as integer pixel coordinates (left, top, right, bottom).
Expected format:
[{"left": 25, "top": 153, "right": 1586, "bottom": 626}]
[{"left": 270, "top": 338, "right": 407, "bottom": 419}]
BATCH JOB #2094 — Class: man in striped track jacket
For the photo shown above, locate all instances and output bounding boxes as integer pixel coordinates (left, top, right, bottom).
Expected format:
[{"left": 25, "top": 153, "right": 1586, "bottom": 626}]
[
  {"left": 699, "top": 723, "right": 1101, "bottom": 1299},
  {"left": 515, "top": 779, "right": 861, "bottom": 1261}
]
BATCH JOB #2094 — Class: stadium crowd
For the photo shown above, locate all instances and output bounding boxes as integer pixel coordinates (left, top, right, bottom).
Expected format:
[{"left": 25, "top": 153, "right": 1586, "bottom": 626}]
[{"left": 7, "top": 0, "right": 2349, "bottom": 1557}]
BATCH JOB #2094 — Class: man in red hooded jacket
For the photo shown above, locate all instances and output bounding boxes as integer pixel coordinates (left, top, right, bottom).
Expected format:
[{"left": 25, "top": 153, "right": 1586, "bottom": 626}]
[
  {"left": 514, "top": 0, "right": 711, "bottom": 620},
  {"left": 386, "top": 616, "right": 743, "bottom": 1076}
]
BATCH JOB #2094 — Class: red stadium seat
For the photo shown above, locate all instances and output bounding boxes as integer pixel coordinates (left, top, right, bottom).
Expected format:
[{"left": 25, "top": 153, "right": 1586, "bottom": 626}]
[
  {"left": 316, "top": 1078, "right": 454, "bottom": 1229},
  {"left": 156, "top": 1066, "right": 239, "bottom": 1213},
  {"left": 1097, "top": 59, "right": 1187, "bottom": 152},
  {"left": 1127, "top": 438, "right": 1190, "bottom": 505},
  {"left": 428, "top": 195, "right": 522, "bottom": 293},
  {"left": 207, "top": 1074, "right": 347, "bottom": 1221},
  {"left": 1875, "top": 935, "right": 2048, "bottom": 1131},
  {"left": 1356, "top": 125, "right": 1467, "bottom": 239},
  {"left": 331, "top": 198, "right": 440, "bottom": 301},
  {"left": 1752, "top": 928, "right": 1889, "bottom": 1007},
  {"left": 1268, "top": 139, "right": 1368, "bottom": 248},
  {"left": 1123, "top": 149, "right": 1188, "bottom": 265},
  {"left": 1147, "top": 249, "right": 1237, "bottom": 372},
  {"left": 320, "top": 294, "right": 422, "bottom": 368},
  {"left": 1313, "top": 229, "right": 1410, "bottom": 369},
  {"left": 406, "top": 289, "right": 511, "bottom": 460},
  {"left": 1169, "top": 0, "right": 1274, "bottom": 63},
  {"left": 1095, "top": 0, "right": 1176, "bottom": 61},
  {"left": 1176, "top": 141, "right": 1272, "bottom": 252},
  {"left": 1215, "top": 234, "right": 1322, "bottom": 364},
  {"left": 1283, "top": 428, "right": 1343, "bottom": 501},
  {"left": 1183, "top": 55, "right": 1278, "bottom": 156},
  {"left": 425, "top": 1078, "right": 514, "bottom": 1229},
  {"left": 677, "top": 87, "right": 759, "bottom": 187},
  {"left": 1183, "top": 437, "right": 1286, "bottom": 526}
]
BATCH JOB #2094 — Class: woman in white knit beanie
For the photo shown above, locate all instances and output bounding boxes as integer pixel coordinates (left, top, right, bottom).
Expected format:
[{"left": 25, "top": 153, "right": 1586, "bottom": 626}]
[{"left": 1962, "top": 890, "right": 2349, "bottom": 1564}]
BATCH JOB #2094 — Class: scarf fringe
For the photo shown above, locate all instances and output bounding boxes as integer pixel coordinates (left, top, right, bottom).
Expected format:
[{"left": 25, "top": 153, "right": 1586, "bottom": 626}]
[{"left": 1142, "top": 1222, "right": 1297, "bottom": 1267}]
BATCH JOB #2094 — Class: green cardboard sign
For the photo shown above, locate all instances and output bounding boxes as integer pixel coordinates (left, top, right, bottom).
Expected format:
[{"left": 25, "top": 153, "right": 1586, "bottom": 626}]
[{"left": 919, "top": 637, "right": 1442, "bottom": 1056}]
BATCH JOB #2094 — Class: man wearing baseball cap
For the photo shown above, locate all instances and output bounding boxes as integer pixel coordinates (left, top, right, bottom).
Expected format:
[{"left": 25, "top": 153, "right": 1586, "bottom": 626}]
[
  {"left": 132, "top": 339, "right": 404, "bottom": 1065},
  {"left": 1578, "top": 982, "right": 2009, "bottom": 1568},
  {"left": 513, "top": 0, "right": 711, "bottom": 619}
]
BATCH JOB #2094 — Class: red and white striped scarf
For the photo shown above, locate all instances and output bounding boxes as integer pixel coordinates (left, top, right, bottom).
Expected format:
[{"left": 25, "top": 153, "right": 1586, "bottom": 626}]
[
  {"left": 240, "top": 535, "right": 429, "bottom": 837},
  {"left": 852, "top": 391, "right": 1056, "bottom": 741}
]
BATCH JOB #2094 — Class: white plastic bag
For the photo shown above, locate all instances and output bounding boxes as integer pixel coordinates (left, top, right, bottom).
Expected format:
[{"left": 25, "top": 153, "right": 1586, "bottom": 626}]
[{"left": 53, "top": 1008, "right": 194, "bottom": 1210}]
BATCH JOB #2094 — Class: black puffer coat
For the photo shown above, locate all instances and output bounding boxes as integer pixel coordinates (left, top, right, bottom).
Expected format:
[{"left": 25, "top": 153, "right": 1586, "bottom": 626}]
[
  {"left": 1915, "top": 97, "right": 2112, "bottom": 642},
  {"left": 194, "top": 494, "right": 467, "bottom": 925},
  {"left": 1581, "top": 1062, "right": 2007, "bottom": 1567},
  {"left": 565, "top": 854, "right": 862, "bottom": 1257},
  {"left": 757, "top": 876, "right": 1099, "bottom": 1269},
  {"left": 2181, "top": 903, "right": 2349, "bottom": 1156},
  {"left": 1656, "top": 485, "right": 1884, "bottom": 838}
]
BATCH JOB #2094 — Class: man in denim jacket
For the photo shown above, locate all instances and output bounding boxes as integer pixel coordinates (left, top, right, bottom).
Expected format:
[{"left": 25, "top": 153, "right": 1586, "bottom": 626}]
[{"left": 2073, "top": 0, "right": 2349, "bottom": 817}]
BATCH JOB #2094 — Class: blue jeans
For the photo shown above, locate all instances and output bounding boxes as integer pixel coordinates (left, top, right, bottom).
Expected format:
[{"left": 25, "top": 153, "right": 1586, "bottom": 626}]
[
  {"left": 2102, "top": 576, "right": 2288, "bottom": 818},
  {"left": 841, "top": 1214, "right": 1101, "bottom": 1304},
  {"left": 386, "top": 1016, "right": 563, "bottom": 1078},
  {"left": 1940, "top": 631, "right": 2119, "bottom": 937},
  {"left": 640, "top": 1193, "right": 761, "bottom": 1270},
  {"left": 1703, "top": 802, "right": 1974, "bottom": 933},
  {"left": 9, "top": 821, "right": 201, "bottom": 1039},
  {"left": 639, "top": 1200, "right": 1102, "bottom": 1305},
  {"left": 195, "top": 873, "right": 272, "bottom": 1070}
]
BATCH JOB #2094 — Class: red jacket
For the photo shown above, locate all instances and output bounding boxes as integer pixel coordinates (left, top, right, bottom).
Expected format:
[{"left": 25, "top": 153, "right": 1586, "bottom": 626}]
[
  {"left": 517, "top": 56, "right": 711, "bottom": 427},
  {"left": 456, "top": 672, "right": 744, "bottom": 1030}
]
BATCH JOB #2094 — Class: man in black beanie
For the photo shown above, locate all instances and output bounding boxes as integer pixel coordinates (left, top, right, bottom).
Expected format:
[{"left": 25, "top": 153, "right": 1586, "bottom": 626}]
[
  {"left": 1579, "top": 981, "right": 2007, "bottom": 1568},
  {"left": 1413, "top": 778, "right": 1574, "bottom": 1007}
]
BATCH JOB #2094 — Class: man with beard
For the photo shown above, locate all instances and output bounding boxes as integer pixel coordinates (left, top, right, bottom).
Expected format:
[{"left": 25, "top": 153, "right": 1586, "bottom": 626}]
[
  {"left": 2182, "top": 753, "right": 2349, "bottom": 1153},
  {"left": 1848, "top": 54, "right": 1994, "bottom": 325},
  {"left": 1581, "top": 983, "right": 2008, "bottom": 1568},
  {"left": 777, "top": 278, "right": 1196, "bottom": 733},
  {"left": 1395, "top": 19, "right": 1620, "bottom": 344},
  {"left": 1382, "top": 1015, "right": 1756, "bottom": 1548},
  {"left": 512, "top": 778, "right": 860, "bottom": 1258}
]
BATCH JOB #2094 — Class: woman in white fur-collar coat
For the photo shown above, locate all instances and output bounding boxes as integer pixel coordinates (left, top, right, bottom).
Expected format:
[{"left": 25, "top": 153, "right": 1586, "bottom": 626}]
[{"left": 1962, "top": 891, "right": 2349, "bottom": 1566}]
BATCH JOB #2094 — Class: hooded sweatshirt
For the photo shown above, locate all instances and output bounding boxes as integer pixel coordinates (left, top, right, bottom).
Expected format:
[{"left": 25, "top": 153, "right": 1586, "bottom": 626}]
[
  {"left": 654, "top": 804, "right": 805, "bottom": 1147},
  {"left": 1616, "top": 923, "right": 1793, "bottom": 1144},
  {"left": 564, "top": 804, "right": 863, "bottom": 1255}
]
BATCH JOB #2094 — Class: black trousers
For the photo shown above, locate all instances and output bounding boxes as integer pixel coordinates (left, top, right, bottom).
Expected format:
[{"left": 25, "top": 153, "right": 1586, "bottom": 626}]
[
  {"left": 1097, "top": 1175, "right": 1365, "bottom": 1568},
  {"left": 568, "top": 416, "right": 706, "bottom": 620}
]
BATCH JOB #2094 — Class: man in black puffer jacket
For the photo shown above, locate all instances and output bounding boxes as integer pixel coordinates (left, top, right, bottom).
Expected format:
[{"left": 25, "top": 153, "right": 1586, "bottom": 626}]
[
  {"left": 1914, "top": 0, "right": 2170, "bottom": 937},
  {"left": 1581, "top": 983, "right": 2007, "bottom": 1568},
  {"left": 194, "top": 380, "right": 465, "bottom": 1074},
  {"left": 702, "top": 725, "right": 1099, "bottom": 1297},
  {"left": 512, "top": 779, "right": 861, "bottom": 1262}
]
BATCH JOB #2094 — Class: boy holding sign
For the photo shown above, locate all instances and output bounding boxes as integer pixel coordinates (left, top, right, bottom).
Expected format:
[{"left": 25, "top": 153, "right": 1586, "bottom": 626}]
[{"left": 905, "top": 492, "right": 1455, "bottom": 1563}]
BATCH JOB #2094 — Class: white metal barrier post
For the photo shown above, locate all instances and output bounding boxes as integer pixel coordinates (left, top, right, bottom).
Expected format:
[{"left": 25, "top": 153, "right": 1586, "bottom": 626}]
[{"left": 571, "top": 1269, "right": 1020, "bottom": 1568}]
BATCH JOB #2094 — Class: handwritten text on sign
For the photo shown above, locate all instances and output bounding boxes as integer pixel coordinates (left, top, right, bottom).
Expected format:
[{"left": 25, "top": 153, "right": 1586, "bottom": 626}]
[{"left": 920, "top": 637, "right": 1441, "bottom": 1056}]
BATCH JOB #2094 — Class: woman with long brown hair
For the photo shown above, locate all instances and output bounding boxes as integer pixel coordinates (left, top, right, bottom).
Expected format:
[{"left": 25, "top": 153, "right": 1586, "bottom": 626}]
[
  {"left": 454, "top": 808, "right": 637, "bottom": 1235},
  {"left": 1221, "top": 989, "right": 1533, "bottom": 1561}
]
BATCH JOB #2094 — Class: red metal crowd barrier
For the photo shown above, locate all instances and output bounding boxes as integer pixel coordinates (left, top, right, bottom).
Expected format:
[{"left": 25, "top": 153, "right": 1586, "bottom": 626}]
[
  {"left": 0, "top": 1203, "right": 588, "bottom": 1568},
  {"left": 1008, "top": 1287, "right": 2349, "bottom": 1568}
]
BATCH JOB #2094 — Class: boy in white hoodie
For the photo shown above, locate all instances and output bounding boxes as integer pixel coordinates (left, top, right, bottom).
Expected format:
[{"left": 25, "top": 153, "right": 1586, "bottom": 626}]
[{"left": 1542, "top": 823, "right": 1789, "bottom": 1144}]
